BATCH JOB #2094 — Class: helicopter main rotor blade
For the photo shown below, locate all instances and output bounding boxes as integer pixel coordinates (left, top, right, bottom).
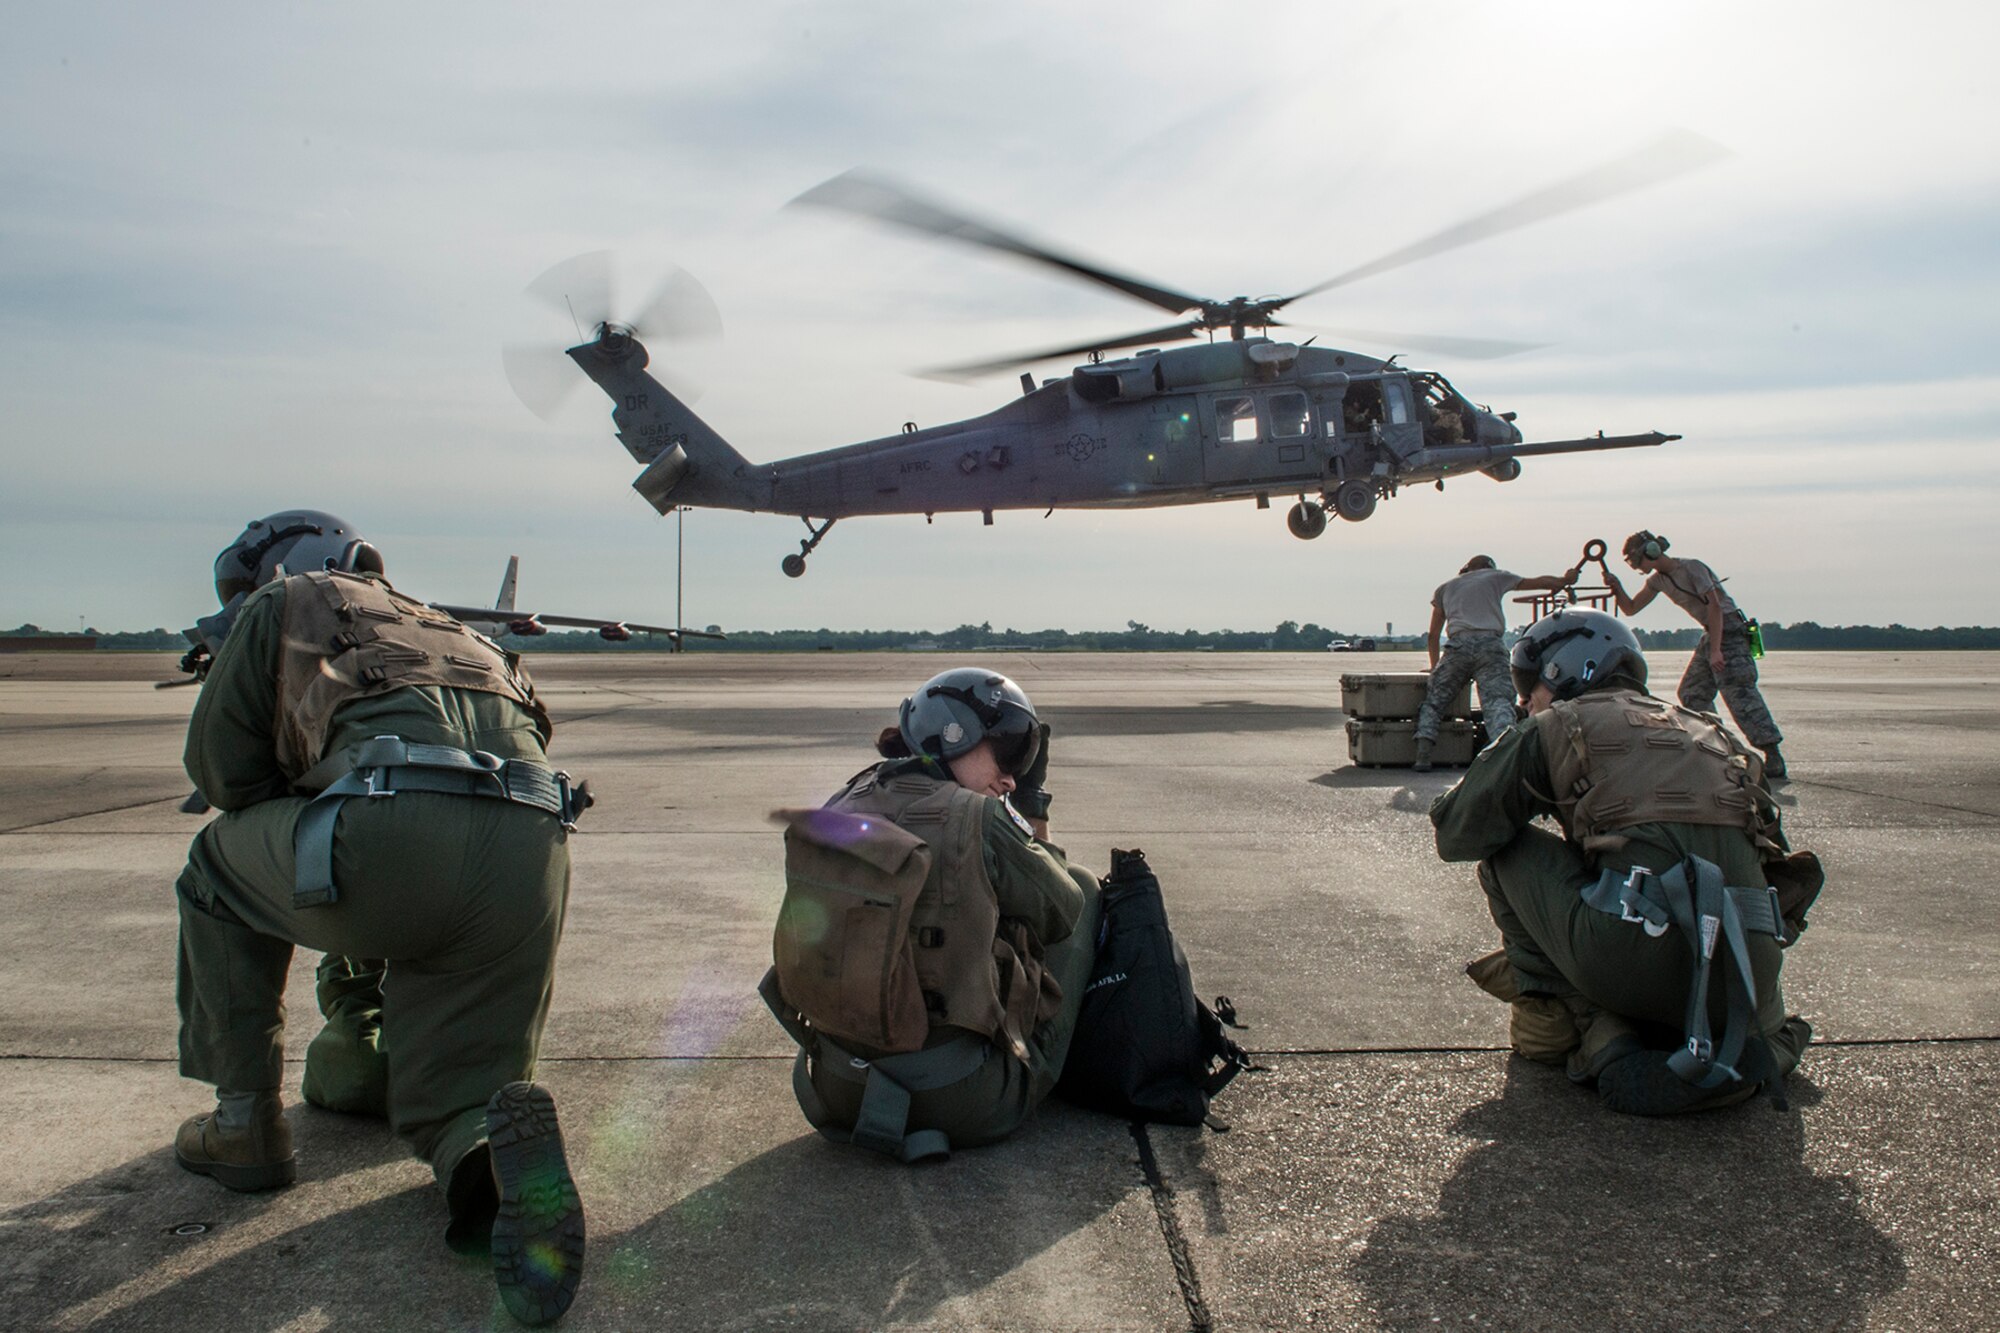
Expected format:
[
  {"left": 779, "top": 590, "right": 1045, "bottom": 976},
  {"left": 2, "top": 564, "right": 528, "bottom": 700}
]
[
  {"left": 1299, "top": 325, "right": 1549, "bottom": 360},
  {"left": 1284, "top": 129, "right": 1732, "bottom": 305},
  {"left": 920, "top": 320, "right": 1207, "bottom": 381},
  {"left": 792, "top": 169, "right": 1205, "bottom": 317}
]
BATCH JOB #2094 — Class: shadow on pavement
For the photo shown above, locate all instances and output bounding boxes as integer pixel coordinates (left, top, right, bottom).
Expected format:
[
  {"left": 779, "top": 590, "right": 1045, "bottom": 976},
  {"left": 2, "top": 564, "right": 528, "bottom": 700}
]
[
  {"left": 1, "top": 1107, "right": 434, "bottom": 1331},
  {"left": 585, "top": 1118, "right": 1147, "bottom": 1330},
  {"left": 5, "top": 1100, "right": 1148, "bottom": 1331},
  {"left": 1346, "top": 1059, "right": 1907, "bottom": 1329}
]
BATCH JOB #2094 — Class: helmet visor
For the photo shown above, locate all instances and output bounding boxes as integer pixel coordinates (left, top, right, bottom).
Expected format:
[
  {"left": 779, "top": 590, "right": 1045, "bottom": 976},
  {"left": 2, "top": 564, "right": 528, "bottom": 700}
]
[{"left": 985, "top": 704, "right": 1041, "bottom": 778}]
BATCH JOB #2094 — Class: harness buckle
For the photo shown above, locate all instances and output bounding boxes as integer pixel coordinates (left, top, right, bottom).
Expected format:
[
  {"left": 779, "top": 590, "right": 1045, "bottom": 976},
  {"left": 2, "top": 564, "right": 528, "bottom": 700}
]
[
  {"left": 1617, "top": 866, "right": 1670, "bottom": 936},
  {"left": 361, "top": 767, "right": 395, "bottom": 798},
  {"left": 556, "top": 772, "right": 593, "bottom": 830}
]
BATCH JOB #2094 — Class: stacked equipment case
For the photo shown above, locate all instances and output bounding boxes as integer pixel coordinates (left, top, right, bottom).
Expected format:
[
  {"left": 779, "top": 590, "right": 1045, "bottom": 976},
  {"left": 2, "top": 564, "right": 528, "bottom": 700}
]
[{"left": 1340, "top": 672, "right": 1487, "bottom": 768}]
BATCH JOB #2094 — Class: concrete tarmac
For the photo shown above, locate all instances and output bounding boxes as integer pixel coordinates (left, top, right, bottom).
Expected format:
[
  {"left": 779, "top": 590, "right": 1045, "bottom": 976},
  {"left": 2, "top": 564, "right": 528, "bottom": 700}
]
[{"left": 2, "top": 649, "right": 1995, "bottom": 1330}]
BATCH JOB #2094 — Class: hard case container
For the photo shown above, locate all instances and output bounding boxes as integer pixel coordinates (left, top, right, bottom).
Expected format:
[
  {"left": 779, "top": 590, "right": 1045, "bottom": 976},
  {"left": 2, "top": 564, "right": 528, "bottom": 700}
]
[
  {"left": 1340, "top": 672, "right": 1472, "bottom": 721},
  {"left": 1346, "top": 718, "right": 1484, "bottom": 768}
]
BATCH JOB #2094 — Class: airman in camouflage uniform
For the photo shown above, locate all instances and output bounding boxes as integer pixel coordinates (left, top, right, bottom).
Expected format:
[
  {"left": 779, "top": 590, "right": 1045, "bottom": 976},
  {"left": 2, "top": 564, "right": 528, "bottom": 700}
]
[
  {"left": 1603, "top": 530, "right": 1786, "bottom": 778},
  {"left": 1415, "top": 555, "right": 1581, "bottom": 771}
]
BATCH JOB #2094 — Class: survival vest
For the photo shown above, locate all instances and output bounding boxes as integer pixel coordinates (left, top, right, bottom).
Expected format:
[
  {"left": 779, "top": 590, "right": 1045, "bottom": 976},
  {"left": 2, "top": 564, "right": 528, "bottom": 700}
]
[
  {"left": 762, "top": 762, "right": 1067, "bottom": 1163},
  {"left": 1534, "top": 688, "right": 1780, "bottom": 854},
  {"left": 275, "top": 570, "right": 549, "bottom": 782},
  {"left": 771, "top": 762, "right": 1059, "bottom": 1063}
]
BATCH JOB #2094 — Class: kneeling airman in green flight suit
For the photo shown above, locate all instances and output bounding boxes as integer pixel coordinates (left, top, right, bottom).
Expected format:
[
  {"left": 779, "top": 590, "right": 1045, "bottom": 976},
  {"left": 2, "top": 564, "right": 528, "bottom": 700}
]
[{"left": 170, "top": 510, "right": 587, "bottom": 1324}]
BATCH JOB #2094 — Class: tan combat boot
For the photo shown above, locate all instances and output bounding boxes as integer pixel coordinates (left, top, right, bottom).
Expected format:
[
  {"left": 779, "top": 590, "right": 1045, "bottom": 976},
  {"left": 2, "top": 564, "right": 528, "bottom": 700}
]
[{"left": 174, "top": 1093, "right": 297, "bottom": 1192}]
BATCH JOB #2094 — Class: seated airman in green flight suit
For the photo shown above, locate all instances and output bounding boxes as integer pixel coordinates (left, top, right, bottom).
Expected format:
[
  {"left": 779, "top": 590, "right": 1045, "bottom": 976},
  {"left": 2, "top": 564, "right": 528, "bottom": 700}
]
[{"left": 763, "top": 667, "right": 1102, "bottom": 1160}]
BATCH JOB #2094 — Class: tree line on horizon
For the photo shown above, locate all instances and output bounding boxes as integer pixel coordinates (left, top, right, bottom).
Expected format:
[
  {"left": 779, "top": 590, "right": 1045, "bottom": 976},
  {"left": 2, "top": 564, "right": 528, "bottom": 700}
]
[{"left": 11, "top": 620, "right": 2000, "bottom": 653}]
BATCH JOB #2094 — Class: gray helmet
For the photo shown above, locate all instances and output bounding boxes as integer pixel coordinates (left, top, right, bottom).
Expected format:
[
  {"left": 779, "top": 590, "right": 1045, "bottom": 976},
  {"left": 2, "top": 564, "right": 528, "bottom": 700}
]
[
  {"left": 183, "top": 511, "right": 385, "bottom": 671},
  {"left": 898, "top": 667, "right": 1041, "bottom": 776},
  {"left": 1510, "top": 608, "right": 1647, "bottom": 703},
  {"left": 213, "top": 509, "right": 383, "bottom": 606}
]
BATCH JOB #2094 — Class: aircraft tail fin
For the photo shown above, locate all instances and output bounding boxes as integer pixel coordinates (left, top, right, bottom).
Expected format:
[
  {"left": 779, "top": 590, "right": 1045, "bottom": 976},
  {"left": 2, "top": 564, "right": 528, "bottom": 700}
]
[
  {"left": 495, "top": 556, "right": 520, "bottom": 614},
  {"left": 567, "top": 332, "right": 767, "bottom": 514}
]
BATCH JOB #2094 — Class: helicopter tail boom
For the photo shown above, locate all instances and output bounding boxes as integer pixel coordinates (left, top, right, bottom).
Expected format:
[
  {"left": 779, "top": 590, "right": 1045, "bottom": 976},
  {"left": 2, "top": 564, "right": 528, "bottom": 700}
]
[{"left": 567, "top": 331, "right": 768, "bottom": 514}]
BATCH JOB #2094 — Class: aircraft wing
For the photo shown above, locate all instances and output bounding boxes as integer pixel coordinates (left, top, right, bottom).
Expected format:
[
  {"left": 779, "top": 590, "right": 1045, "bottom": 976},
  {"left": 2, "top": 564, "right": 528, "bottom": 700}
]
[
  {"left": 426, "top": 604, "right": 726, "bottom": 641},
  {"left": 528, "top": 614, "right": 725, "bottom": 640}
]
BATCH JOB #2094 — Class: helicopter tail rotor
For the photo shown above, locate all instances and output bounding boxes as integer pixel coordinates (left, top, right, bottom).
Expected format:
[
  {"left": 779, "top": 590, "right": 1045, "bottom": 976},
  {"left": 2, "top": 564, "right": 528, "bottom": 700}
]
[{"left": 503, "top": 252, "right": 723, "bottom": 420}]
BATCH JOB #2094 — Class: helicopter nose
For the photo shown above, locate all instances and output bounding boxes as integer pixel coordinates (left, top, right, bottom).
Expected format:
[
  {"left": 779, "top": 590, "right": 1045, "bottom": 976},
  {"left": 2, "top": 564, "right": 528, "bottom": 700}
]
[{"left": 1476, "top": 411, "right": 1522, "bottom": 447}]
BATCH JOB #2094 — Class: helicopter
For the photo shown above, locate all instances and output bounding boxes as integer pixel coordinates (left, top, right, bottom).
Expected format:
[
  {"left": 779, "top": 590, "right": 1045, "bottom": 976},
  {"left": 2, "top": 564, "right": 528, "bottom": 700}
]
[{"left": 511, "top": 132, "right": 1723, "bottom": 578}]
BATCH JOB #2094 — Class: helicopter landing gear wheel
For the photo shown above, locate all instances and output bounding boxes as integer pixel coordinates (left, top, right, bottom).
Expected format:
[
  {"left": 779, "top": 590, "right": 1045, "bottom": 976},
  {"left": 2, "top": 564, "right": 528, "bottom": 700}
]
[
  {"left": 1286, "top": 499, "right": 1328, "bottom": 540},
  {"left": 781, "top": 516, "right": 838, "bottom": 578},
  {"left": 1333, "top": 479, "right": 1378, "bottom": 522}
]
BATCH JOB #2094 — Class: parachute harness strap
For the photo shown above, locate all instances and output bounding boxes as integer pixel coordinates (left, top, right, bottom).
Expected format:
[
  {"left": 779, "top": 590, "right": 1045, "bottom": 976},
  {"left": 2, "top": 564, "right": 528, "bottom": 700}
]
[{"left": 1580, "top": 855, "right": 1785, "bottom": 1088}]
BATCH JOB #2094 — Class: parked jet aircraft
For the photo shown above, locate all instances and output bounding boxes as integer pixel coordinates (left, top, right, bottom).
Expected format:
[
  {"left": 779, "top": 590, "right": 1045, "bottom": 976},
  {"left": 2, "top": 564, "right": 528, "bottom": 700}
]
[{"left": 428, "top": 556, "right": 724, "bottom": 648}]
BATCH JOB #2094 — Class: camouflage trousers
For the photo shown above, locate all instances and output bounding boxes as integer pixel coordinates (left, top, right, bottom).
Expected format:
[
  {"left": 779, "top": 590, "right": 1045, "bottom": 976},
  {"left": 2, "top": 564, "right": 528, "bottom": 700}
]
[
  {"left": 1416, "top": 632, "right": 1515, "bottom": 742},
  {"left": 1678, "top": 623, "right": 1781, "bottom": 749}
]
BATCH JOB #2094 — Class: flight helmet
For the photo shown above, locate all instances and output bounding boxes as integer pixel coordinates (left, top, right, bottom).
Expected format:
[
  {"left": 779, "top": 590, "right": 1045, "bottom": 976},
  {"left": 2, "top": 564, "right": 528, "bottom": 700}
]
[
  {"left": 1510, "top": 608, "right": 1647, "bottom": 703},
  {"left": 213, "top": 510, "right": 383, "bottom": 606},
  {"left": 898, "top": 667, "right": 1042, "bottom": 776},
  {"left": 186, "top": 511, "right": 385, "bottom": 667}
]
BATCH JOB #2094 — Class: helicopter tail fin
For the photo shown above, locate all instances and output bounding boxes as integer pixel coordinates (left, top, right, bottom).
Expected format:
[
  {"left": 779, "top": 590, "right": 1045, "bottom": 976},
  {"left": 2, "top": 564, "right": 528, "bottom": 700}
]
[{"left": 567, "top": 332, "right": 767, "bottom": 514}]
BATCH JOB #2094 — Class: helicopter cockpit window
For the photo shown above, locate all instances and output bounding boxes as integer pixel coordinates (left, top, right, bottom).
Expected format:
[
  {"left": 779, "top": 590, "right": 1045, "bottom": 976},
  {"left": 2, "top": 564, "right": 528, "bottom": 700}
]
[
  {"left": 1268, "top": 391, "right": 1309, "bottom": 439},
  {"left": 1420, "top": 374, "right": 1468, "bottom": 445},
  {"left": 1381, "top": 378, "right": 1413, "bottom": 425},
  {"left": 1215, "top": 396, "right": 1258, "bottom": 444}
]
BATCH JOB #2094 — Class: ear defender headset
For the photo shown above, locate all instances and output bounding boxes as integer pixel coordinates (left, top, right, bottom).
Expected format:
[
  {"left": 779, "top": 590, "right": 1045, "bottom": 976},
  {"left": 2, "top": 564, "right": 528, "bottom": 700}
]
[{"left": 1630, "top": 530, "right": 1669, "bottom": 561}]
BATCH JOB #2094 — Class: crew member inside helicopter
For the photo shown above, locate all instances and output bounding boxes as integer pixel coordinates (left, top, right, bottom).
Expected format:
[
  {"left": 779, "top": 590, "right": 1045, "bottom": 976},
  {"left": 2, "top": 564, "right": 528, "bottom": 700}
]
[{"left": 1341, "top": 383, "right": 1384, "bottom": 436}]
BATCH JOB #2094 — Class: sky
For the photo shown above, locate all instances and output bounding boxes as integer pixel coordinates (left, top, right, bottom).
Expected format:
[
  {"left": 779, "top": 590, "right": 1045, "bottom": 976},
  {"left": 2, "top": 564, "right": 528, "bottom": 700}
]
[{"left": 4, "top": 1, "right": 1998, "bottom": 636}]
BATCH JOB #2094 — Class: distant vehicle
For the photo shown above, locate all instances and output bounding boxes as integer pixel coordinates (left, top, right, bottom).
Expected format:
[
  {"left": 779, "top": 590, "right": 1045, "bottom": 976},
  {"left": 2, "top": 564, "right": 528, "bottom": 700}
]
[
  {"left": 429, "top": 556, "right": 724, "bottom": 649},
  {"left": 1327, "top": 640, "right": 1353, "bottom": 652},
  {"left": 1354, "top": 639, "right": 1378, "bottom": 652}
]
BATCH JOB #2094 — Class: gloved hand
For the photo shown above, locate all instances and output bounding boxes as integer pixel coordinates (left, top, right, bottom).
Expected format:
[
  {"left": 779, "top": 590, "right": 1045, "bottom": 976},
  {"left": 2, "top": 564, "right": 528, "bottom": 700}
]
[{"left": 1011, "top": 722, "right": 1053, "bottom": 819}]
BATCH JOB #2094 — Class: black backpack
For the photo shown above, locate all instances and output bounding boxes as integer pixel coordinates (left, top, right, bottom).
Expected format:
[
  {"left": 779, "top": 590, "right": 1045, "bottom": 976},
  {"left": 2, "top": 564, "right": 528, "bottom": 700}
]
[{"left": 1056, "top": 848, "right": 1253, "bottom": 1126}]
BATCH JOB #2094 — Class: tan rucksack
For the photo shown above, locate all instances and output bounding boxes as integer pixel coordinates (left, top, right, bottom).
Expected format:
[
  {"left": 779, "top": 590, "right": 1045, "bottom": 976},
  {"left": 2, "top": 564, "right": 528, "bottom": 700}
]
[{"left": 770, "top": 807, "right": 933, "bottom": 1054}]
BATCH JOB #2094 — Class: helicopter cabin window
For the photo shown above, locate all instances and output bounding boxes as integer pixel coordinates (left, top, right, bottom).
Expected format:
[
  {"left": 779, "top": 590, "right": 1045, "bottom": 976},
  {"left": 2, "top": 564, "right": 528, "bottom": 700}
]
[
  {"left": 1268, "top": 391, "right": 1309, "bottom": 439},
  {"left": 1214, "top": 396, "right": 1258, "bottom": 444},
  {"left": 1380, "top": 378, "right": 1413, "bottom": 425}
]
